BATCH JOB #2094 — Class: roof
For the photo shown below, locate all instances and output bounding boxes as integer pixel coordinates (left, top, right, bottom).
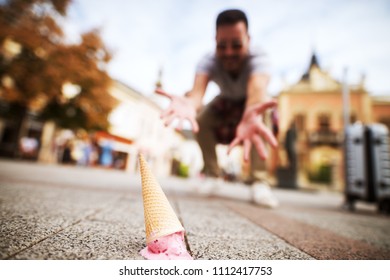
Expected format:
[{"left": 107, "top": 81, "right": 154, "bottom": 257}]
[
  {"left": 95, "top": 131, "right": 133, "bottom": 145},
  {"left": 283, "top": 52, "right": 342, "bottom": 93},
  {"left": 110, "top": 79, "right": 162, "bottom": 111},
  {"left": 301, "top": 53, "right": 320, "bottom": 81}
]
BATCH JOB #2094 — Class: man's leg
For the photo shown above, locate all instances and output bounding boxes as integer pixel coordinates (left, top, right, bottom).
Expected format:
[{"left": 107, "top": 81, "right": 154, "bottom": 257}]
[
  {"left": 248, "top": 111, "right": 272, "bottom": 183},
  {"left": 248, "top": 146, "right": 267, "bottom": 184},
  {"left": 196, "top": 101, "right": 221, "bottom": 178},
  {"left": 248, "top": 145, "right": 279, "bottom": 207},
  {"left": 247, "top": 113, "right": 279, "bottom": 208}
]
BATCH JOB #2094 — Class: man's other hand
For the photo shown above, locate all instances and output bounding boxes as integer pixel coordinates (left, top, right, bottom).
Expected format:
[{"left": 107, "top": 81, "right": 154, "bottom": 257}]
[{"left": 228, "top": 100, "right": 278, "bottom": 161}]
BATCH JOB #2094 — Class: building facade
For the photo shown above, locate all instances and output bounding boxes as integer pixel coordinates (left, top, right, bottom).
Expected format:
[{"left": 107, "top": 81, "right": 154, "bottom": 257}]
[
  {"left": 276, "top": 53, "right": 390, "bottom": 190},
  {"left": 108, "top": 80, "right": 184, "bottom": 177}
]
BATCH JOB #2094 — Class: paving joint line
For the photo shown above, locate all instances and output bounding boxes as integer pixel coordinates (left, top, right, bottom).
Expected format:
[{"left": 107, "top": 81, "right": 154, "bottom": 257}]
[
  {"left": 222, "top": 201, "right": 317, "bottom": 259},
  {"left": 172, "top": 197, "right": 193, "bottom": 257}
]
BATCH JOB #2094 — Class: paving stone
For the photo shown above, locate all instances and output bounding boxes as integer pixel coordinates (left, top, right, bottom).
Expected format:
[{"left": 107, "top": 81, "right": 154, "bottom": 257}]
[
  {"left": 176, "top": 198, "right": 313, "bottom": 260},
  {"left": 0, "top": 181, "right": 123, "bottom": 259},
  {"left": 13, "top": 220, "right": 144, "bottom": 260},
  {"left": 1, "top": 160, "right": 389, "bottom": 260}
]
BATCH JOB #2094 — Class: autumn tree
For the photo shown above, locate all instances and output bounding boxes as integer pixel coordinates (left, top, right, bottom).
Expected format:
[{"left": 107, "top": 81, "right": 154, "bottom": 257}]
[{"left": 0, "top": 0, "right": 116, "bottom": 132}]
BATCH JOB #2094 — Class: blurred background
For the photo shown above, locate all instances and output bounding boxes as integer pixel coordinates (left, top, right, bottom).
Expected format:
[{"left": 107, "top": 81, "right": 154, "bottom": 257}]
[{"left": 1, "top": 0, "right": 389, "bottom": 191}]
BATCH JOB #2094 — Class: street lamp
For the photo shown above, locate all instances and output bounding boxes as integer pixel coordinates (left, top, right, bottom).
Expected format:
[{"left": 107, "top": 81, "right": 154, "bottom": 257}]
[{"left": 342, "top": 68, "right": 350, "bottom": 129}]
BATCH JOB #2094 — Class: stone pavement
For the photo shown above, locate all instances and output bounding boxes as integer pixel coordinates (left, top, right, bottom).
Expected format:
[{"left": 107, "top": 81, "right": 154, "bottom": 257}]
[{"left": 1, "top": 159, "right": 390, "bottom": 260}]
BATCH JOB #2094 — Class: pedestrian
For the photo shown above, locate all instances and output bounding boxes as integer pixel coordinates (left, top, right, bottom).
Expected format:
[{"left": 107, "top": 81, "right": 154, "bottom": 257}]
[
  {"left": 100, "top": 138, "right": 114, "bottom": 168},
  {"left": 76, "top": 135, "right": 92, "bottom": 166},
  {"left": 90, "top": 136, "right": 101, "bottom": 166},
  {"left": 285, "top": 120, "right": 297, "bottom": 170},
  {"left": 61, "top": 140, "right": 73, "bottom": 164},
  {"left": 156, "top": 9, "right": 279, "bottom": 207},
  {"left": 19, "top": 136, "right": 39, "bottom": 160}
]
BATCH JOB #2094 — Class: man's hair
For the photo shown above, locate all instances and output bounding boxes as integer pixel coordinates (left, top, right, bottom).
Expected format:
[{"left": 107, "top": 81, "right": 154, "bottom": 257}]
[{"left": 216, "top": 9, "right": 248, "bottom": 30}]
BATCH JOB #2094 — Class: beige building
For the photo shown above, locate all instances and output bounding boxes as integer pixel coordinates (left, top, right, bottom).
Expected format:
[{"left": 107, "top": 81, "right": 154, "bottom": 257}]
[
  {"left": 108, "top": 80, "right": 184, "bottom": 177},
  {"left": 275, "top": 53, "right": 390, "bottom": 190}
]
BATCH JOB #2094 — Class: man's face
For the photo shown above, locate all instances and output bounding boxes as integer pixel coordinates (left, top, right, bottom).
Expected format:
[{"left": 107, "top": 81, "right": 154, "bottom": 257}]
[{"left": 215, "top": 21, "right": 250, "bottom": 74}]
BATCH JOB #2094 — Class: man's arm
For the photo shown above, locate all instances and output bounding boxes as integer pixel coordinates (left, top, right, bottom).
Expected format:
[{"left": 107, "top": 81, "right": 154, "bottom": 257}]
[
  {"left": 245, "top": 73, "right": 270, "bottom": 107},
  {"left": 185, "top": 73, "right": 210, "bottom": 111}
]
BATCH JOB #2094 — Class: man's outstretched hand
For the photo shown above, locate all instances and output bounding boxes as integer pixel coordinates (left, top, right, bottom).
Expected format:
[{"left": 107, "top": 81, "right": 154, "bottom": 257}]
[
  {"left": 155, "top": 88, "right": 199, "bottom": 133},
  {"left": 156, "top": 88, "right": 277, "bottom": 161},
  {"left": 228, "top": 100, "right": 278, "bottom": 161}
]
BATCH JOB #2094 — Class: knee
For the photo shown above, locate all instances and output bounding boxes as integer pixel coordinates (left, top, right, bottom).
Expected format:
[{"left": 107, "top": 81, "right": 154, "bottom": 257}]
[{"left": 196, "top": 110, "right": 209, "bottom": 131}]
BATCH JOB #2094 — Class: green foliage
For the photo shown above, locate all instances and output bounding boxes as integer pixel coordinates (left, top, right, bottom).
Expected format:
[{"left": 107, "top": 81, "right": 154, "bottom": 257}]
[
  {"left": 178, "top": 162, "right": 190, "bottom": 178},
  {"left": 308, "top": 164, "right": 332, "bottom": 184}
]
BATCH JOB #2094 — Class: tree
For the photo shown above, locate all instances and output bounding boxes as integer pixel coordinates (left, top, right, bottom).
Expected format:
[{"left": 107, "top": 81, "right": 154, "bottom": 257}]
[{"left": 0, "top": 0, "right": 116, "bottom": 131}]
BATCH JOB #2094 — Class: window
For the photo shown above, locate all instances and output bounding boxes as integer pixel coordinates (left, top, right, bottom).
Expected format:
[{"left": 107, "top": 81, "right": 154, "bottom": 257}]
[
  {"left": 318, "top": 113, "right": 330, "bottom": 131},
  {"left": 350, "top": 113, "right": 357, "bottom": 124},
  {"left": 294, "top": 114, "right": 306, "bottom": 131}
]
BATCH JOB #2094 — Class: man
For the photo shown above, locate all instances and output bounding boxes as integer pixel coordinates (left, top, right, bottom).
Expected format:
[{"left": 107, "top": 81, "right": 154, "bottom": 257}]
[{"left": 156, "top": 9, "right": 279, "bottom": 207}]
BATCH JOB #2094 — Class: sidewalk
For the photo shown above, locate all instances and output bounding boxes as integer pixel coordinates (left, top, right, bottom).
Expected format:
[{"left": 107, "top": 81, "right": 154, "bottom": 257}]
[{"left": 1, "top": 159, "right": 389, "bottom": 260}]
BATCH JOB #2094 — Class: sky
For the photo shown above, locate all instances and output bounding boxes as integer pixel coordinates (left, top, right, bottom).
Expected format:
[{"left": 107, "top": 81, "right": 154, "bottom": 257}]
[{"left": 63, "top": 0, "right": 390, "bottom": 102}]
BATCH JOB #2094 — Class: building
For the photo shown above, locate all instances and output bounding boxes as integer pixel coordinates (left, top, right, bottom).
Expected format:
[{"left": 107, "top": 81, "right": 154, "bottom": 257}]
[
  {"left": 276, "top": 53, "right": 390, "bottom": 190},
  {"left": 0, "top": 78, "right": 188, "bottom": 177},
  {"left": 108, "top": 80, "right": 184, "bottom": 177}
]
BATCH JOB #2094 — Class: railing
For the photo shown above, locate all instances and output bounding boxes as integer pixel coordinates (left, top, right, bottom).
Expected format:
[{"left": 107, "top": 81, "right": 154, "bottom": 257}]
[{"left": 307, "top": 130, "right": 343, "bottom": 146}]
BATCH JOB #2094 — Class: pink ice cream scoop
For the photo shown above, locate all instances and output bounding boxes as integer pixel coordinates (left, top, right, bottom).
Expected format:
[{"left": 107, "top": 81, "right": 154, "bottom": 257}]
[{"left": 140, "top": 231, "right": 193, "bottom": 260}]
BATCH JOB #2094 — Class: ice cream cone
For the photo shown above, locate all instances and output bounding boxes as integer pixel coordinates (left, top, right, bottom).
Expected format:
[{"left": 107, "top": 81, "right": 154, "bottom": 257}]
[{"left": 139, "top": 154, "right": 184, "bottom": 244}]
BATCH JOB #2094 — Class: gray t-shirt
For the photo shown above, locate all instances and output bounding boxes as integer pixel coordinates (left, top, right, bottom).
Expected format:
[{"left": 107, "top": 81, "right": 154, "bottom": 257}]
[{"left": 196, "top": 48, "right": 270, "bottom": 100}]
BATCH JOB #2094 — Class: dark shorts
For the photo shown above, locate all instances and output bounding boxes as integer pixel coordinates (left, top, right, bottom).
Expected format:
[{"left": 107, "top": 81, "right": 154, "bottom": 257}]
[{"left": 211, "top": 96, "right": 246, "bottom": 145}]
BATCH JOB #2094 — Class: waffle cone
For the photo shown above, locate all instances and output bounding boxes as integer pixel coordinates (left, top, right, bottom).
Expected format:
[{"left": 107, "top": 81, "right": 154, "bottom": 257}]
[{"left": 139, "top": 154, "right": 184, "bottom": 244}]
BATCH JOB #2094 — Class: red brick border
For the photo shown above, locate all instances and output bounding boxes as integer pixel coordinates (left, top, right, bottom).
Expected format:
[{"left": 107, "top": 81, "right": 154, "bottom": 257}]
[{"left": 225, "top": 201, "right": 390, "bottom": 260}]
